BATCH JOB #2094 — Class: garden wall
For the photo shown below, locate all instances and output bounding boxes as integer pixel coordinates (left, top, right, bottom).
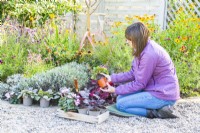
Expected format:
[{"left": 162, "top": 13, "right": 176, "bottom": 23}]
[{"left": 71, "top": 0, "right": 167, "bottom": 37}]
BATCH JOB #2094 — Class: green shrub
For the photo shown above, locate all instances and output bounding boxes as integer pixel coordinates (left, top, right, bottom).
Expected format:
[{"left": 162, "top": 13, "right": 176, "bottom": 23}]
[
  {"left": 94, "top": 24, "right": 132, "bottom": 73},
  {"left": 0, "top": 0, "right": 81, "bottom": 28},
  {"left": 23, "top": 51, "right": 53, "bottom": 78},
  {"left": 0, "top": 39, "right": 26, "bottom": 81},
  {"left": 42, "top": 24, "right": 80, "bottom": 66}
]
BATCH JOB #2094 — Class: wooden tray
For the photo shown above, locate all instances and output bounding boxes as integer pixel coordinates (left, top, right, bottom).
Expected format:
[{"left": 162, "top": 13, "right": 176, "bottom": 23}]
[{"left": 56, "top": 109, "right": 110, "bottom": 124}]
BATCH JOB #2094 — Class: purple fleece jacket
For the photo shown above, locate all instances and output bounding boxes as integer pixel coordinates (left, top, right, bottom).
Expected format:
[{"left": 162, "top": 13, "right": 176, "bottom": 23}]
[{"left": 111, "top": 40, "right": 180, "bottom": 100}]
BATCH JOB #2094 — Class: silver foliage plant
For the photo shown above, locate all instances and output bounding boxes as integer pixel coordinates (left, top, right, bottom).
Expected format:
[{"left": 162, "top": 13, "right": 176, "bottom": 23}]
[
  {"left": 18, "top": 62, "right": 89, "bottom": 92},
  {"left": 0, "top": 82, "right": 9, "bottom": 99}
]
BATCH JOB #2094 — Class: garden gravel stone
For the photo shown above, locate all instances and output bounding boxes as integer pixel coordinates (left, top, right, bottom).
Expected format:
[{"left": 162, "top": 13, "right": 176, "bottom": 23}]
[{"left": 0, "top": 97, "right": 200, "bottom": 133}]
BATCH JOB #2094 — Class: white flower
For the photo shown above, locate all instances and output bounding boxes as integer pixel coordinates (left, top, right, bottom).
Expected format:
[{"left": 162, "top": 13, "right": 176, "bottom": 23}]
[{"left": 5, "top": 92, "right": 11, "bottom": 99}]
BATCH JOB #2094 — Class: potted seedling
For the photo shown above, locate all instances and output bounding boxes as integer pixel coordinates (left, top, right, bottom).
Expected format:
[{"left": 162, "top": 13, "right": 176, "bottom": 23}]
[
  {"left": 91, "top": 66, "right": 109, "bottom": 89},
  {"left": 91, "top": 66, "right": 109, "bottom": 80},
  {"left": 88, "top": 99, "right": 101, "bottom": 116},
  {"left": 77, "top": 90, "right": 90, "bottom": 114},
  {"left": 5, "top": 91, "right": 22, "bottom": 104},
  {"left": 37, "top": 89, "right": 53, "bottom": 108},
  {"left": 17, "top": 88, "right": 37, "bottom": 106},
  {"left": 58, "top": 87, "right": 78, "bottom": 112}
]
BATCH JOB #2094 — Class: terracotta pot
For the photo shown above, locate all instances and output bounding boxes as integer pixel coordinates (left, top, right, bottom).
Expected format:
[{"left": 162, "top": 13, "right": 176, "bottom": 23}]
[
  {"left": 40, "top": 98, "right": 50, "bottom": 108},
  {"left": 97, "top": 77, "right": 107, "bottom": 88},
  {"left": 23, "top": 96, "right": 33, "bottom": 106}
]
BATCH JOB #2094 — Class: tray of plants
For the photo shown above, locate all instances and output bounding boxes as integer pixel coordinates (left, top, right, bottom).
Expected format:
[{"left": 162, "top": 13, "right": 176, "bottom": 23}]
[
  {"left": 56, "top": 109, "right": 109, "bottom": 124},
  {"left": 56, "top": 70, "right": 115, "bottom": 124}
]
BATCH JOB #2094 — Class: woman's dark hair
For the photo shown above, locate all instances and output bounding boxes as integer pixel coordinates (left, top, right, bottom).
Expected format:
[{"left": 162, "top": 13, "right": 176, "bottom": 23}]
[{"left": 125, "top": 22, "right": 150, "bottom": 57}]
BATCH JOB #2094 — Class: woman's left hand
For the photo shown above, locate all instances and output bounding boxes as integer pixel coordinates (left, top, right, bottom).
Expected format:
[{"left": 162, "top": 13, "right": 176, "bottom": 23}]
[{"left": 100, "top": 83, "right": 115, "bottom": 93}]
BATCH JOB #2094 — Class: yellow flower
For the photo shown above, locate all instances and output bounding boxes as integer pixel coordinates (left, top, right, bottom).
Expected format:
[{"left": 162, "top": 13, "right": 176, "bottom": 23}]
[
  {"left": 65, "top": 29, "right": 69, "bottom": 34},
  {"left": 113, "top": 21, "right": 122, "bottom": 27},
  {"left": 146, "top": 16, "right": 150, "bottom": 20},
  {"left": 135, "top": 15, "right": 139, "bottom": 19},
  {"left": 150, "top": 15, "right": 155, "bottom": 20},
  {"left": 198, "top": 25, "right": 200, "bottom": 29},
  {"left": 149, "top": 28, "right": 154, "bottom": 32},
  {"left": 177, "top": 7, "right": 183, "bottom": 13},
  {"left": 29, "top": 16, "right": 34, "bottom": 21},
  {"left": 140, "top": 17, "right": 145, "bottom": 21},
  {"left": 189, "top": 3, "right": 195, "bottom": 8},
  {"left": 125, "top": 16, "right": 133, "bottom": 22},
  {"left": 49, "top": 14, "right": 55, "bottom": 19},
  {"left": 175, "top": 38, "right": 180, "bottom": 43},
  {"left": 112, "top": 31, "right": 118, "bottom": 35}
]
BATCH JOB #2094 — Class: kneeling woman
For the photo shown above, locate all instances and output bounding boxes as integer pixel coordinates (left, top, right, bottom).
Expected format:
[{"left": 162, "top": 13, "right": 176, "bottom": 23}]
[{"left": 101, "top": 22, "right": 179, "bottom": 118}]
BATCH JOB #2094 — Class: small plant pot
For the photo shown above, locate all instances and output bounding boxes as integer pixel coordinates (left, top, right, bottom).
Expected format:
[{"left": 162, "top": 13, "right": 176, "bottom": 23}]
[
  {"left": 23, "top": 96, "right": 33, "bottom": 106},
  {"left": 100, "top": 109, "right": 107, "bottom": 114},
  {"left": 78, "top": 108, "right": 88, "bottom": 115},
  {"left": 97, "top": 77, "right": 107, "bottom": 88},
  {"left": 88, "top": 109, "right": 101, "bottom": 116},
  {"left": 40, "top": 98, "right": 50, "bottom": 108}
]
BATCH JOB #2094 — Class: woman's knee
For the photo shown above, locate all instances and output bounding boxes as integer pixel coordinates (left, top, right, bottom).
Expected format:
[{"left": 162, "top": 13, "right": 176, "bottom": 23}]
[
  {"left": 116, "top": 95, "right": 123, "bottom": 102},
  {"left": 116, "top": 99, "right": 126, "bottom": 111}
]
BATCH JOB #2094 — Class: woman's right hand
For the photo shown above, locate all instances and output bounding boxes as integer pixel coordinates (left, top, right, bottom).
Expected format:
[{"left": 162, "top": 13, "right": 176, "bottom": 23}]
[{"left": 100, "top": 73, "right": 111, "bottom": 82}]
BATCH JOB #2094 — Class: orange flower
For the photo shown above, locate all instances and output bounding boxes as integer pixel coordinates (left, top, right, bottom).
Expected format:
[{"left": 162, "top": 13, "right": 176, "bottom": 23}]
[
  {"left": 182, "top": 36, "right": 188, "bottom": 41},
  {"left": 47, "top": 49, "right": 51, "bottom": 53}
]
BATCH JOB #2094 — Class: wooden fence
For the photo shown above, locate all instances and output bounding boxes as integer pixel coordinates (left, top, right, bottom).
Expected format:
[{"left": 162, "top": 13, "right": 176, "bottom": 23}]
[{"left": 167, "top": 0, "right": 200, "bottom": 28}]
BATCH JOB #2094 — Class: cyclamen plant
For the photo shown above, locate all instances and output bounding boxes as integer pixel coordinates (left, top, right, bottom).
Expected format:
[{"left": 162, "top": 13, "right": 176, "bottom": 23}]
[
  {"left": 17, "top": 88, "right": 38, "bottom": 99},
  {"left": 58, "top": 87, "right": 81, "bottom": 112},
  {"left": 37, "top": 89, "right": 54, "bottom": 101}
]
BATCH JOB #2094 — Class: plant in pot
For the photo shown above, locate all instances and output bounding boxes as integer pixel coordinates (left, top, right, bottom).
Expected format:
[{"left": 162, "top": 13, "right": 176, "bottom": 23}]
[
  {"left": 51, "top": 91, "right": 61, "bottom": 106},
  {"left": 77, "top": 90, "right": 90, "bottom": 114},
  {"left": 88, "top": 99, "right": 103, "bottom": 116},
  {"left": 90, "top": 66, "right": 109, "bottom": 89},
  {"left": 37, "top": 89, "right": 54, "bottom": 108},
  {"left": 5, "top": 91, "right": 22, "bottom": 104},
  {"left": 17, "top": 88, "right": 38, "bottom": 106},
  {"left": 91, "top": 65, "right": 109, "bottom": 80},
  {"left": 58, "top": 87, "right": 79, "bottom": 112}
]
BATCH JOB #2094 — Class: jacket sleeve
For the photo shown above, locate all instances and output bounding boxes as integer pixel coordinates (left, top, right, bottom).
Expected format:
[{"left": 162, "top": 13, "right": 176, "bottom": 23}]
[
  {"left": 111, "top": 60, "right": 135, "bottom": 83},
  {"left": 115, "top": 53, "right": 157, "bottom": 95}
]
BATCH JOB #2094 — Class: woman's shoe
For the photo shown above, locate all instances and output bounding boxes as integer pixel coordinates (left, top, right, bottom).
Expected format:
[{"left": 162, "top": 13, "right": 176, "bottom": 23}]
[{"left": 147, "top": 106, "right": 178, "bottom": 119}]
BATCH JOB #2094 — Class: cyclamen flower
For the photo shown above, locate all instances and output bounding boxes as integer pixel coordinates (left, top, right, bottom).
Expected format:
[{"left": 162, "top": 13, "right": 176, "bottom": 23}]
[
  {"left": 5, "top": 92, "right": 11, "bottom": 99},
  {"left": 0, "top": 60, "right": 3, "bottom": 64},
  {"left": 60, "top": 87, "right": 70, "bottom": 94},
  {"left": 74, "top": 99, "right": 80, "bottom": 106}
]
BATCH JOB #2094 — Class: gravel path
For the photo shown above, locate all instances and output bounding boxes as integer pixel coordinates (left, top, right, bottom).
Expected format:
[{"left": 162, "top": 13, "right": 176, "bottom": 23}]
[{"left": 0, "top": 98, "right": 200, "bottom": 133}]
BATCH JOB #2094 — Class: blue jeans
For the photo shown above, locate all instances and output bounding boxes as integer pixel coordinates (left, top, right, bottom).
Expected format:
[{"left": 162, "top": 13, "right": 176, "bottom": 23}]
[{"left": 116, "top": 91, "right": 176, "bottom": 117}]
